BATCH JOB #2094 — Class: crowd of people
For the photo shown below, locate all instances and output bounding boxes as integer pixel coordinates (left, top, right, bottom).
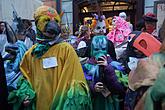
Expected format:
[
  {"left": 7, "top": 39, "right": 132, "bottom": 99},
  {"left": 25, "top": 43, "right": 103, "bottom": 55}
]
[{"left": 0, "top": 5, "right": 165, "bottom": 110}]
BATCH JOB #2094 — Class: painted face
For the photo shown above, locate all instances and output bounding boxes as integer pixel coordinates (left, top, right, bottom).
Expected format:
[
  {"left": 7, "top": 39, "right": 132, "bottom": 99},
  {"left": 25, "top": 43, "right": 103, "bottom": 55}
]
[
  {"left": 91, "top": 35, "right": 107, "bottom": 60},
  {"left": 94, "top": 20, "right": 106, "bottom": 35}
]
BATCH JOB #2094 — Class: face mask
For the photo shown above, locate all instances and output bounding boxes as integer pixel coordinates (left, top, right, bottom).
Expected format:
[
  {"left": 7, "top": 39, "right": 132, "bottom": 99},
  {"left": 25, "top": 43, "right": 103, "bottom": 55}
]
[
  {"left": 91, "top": 35, "right": 107, "bottom": 60},
  {"left": 0, "top": 34, "right": 8, "bottom": 54},
  {"left": 94, "top": 20, "right": 106, "bottom": 34}
]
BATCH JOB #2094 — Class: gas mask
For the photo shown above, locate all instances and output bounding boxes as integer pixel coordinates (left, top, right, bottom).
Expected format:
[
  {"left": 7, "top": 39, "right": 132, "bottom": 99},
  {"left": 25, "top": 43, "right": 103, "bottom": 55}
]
[
  {"left": 94, "top": 20, "right": 106, "bottom": 35},
  {"left": 91, "top": 35, "right": 108, "bottom": 60}
]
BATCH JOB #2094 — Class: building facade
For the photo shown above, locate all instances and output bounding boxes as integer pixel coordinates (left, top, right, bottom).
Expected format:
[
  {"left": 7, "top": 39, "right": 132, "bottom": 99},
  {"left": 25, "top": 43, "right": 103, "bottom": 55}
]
[
  {"left": 0, "top": 0, "right": 164, "bottom": 34},
  {"left": 0, "top": 0, "right": 43, "bottom": 24},
  {"left": 61, "top": 0, "right": 73, "bottom": 33},
  {"left": 72, "top": 0, "right": 144, "bottom": 33}
]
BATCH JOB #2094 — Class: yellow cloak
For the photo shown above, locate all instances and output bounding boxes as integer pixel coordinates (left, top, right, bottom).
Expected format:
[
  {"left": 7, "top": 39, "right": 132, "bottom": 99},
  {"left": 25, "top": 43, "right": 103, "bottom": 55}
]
[{"left": 20, "top": 42, "right": 92, "bottom": 110}]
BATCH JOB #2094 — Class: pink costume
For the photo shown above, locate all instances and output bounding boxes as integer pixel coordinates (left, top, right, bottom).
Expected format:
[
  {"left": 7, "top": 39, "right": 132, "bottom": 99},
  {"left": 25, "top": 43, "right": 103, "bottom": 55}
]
[{"left": 107, "top": 16, "right": 131, "bottom": 46}]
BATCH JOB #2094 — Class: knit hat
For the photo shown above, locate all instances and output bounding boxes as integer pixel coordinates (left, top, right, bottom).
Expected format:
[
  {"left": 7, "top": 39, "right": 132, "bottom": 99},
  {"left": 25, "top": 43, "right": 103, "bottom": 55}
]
[{"left": 143, "top": 12, "right": 158, "bottom": 22}]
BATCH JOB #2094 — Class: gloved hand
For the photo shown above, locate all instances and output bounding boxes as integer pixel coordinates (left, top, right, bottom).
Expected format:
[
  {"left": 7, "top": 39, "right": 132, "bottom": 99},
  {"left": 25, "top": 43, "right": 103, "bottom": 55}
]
[{"left": 110, "top": 61, "right": 124, "bottom": 71}]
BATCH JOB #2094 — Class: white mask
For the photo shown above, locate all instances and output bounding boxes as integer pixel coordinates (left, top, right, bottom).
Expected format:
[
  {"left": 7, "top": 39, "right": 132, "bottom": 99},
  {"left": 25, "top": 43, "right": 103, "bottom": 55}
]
[
  {"left": 119, "top": 12, "right": 127, "bottom": 20},
  {"left": 24, "top": 37, "right": 33, "bottom": 49},
  {"left": 94, "top": 20, "right": 106, "bottom": 34},
  {"left": 0, "top": 34, "right": 8, "bottom": 55}
]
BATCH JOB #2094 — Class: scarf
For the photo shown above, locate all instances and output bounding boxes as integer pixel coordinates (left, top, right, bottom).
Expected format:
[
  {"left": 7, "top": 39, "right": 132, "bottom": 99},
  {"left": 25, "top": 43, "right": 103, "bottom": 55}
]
[{"left": 31, "top": 30, "right": 63, "bottom": 58}]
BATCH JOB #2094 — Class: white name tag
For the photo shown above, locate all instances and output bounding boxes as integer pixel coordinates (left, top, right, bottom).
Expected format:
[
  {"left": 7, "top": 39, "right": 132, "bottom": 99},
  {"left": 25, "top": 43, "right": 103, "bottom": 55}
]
[{"left": 43, "top": 57, "right": 58, "bottom": 69}]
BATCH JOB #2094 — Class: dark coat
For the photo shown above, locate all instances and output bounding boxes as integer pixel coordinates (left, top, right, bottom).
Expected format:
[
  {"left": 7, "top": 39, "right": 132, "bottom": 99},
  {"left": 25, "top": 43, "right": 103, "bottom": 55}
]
[{"left": 0, "top": 54, "right": 8, "bottom": 109}]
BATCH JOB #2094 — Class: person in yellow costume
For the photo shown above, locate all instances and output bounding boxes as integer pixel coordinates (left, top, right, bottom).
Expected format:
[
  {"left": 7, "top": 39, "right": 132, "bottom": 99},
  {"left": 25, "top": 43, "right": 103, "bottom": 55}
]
[{"left": 20, "top": 5, "right": 92, "bottom": 110}]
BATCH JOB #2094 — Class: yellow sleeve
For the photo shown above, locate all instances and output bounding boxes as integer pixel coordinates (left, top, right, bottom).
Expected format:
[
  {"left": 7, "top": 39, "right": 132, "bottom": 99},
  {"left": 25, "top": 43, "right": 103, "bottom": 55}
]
[
  {"left": 63, "top": 44, "right": 86, "bottom": 81},
  {"left": 20, "top": 53, "right": 32, "bottom": 84}
]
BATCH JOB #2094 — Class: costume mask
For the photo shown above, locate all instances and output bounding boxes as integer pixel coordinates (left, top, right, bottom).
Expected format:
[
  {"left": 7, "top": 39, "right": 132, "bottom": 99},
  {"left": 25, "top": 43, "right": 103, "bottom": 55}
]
[
  {"left": 91, "top": 35, "right": 107, "bottom": 60},
  {"left": 34, "top": 5, "right": 61, "bottom": 41},
  {"left": 94, "top": 19, "right": 106, "bottom": 34},
  {"left": 119, "top": 12, "right": 127, "bottom": 20},
  {"left": 92, "top": 14, "right": 106, "bottom": 35},
  {"left": 31, "top": 5, "right": 62, "bottom": 58},
  {"left": 43, "top": 21, "right": 61, "bottom": 39},
  {"left": 0, "top": 34, "right": 8, "bottom": 54},
  {"left": 107, "top": 16, "right": 131, "bottom": 46}
]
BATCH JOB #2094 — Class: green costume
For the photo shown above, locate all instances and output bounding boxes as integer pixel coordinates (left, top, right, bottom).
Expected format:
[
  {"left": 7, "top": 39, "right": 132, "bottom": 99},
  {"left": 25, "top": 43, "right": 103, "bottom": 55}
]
[
  {"left": 8, "top": 77, "right": 36, "bottom": 110},
  {"left": 20, "top": 6, "right": 92, "bottom": 110},
  {"left": 145, "top": 52, "right": 165, "bottom": 110}
]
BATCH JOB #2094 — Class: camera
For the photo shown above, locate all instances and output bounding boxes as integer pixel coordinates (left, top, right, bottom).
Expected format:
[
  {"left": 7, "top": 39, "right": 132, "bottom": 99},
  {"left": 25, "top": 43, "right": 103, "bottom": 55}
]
[{"left": 98, "top": 57, "right": 104, "bottom": 61}]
